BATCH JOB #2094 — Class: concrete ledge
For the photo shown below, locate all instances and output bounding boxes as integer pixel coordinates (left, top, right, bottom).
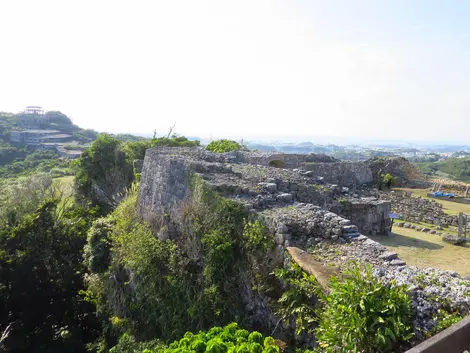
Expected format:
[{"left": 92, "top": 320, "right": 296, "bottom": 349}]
[
  {"left": 286, "top": 247, "right": 339, "bottom": 291},
  {"left": 405, "top": 315, "right": 470, "bottom": 353}
]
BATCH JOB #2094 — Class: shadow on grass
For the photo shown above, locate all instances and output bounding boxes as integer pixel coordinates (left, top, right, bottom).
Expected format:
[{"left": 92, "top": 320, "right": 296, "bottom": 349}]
[{"left": 371, "top": 232, "right": 444, "bottom": 250}]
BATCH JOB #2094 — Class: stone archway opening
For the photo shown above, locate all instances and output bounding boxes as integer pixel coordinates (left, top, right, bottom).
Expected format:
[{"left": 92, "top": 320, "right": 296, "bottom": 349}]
[{"left": 268, "top": 160, "right": 285, "bottom": 168}]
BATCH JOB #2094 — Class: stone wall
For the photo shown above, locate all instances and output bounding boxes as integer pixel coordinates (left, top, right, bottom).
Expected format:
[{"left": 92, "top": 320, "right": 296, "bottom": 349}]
[
  {"left": 137, "top": 146, "right": 470, "bottom": 343},
  {"left": 382, "top": 191, "right": 458, "bottom": 228},
  {"left": 138, "top": 149, "right": 193, "bottom": 234},
  {"left": 368, "top": 157, "right": 429, "bottom": 188},
  {"left": 231, "top": 151, "right": 372, "bottom": 188},
  {"left": 301, "top": 161, "right": 373, "bottom": 187},
  {"left": 259, "top": 204, "right": 359, "bottom": 249},
  {"left": 332, "top": 198, "right": 391, "bottom": 235},
  {"left": 230, "top": 151, "right": 336, "bottom": 168},
  {"left": 138, "top": 147, "right": 391, "bottom": 238}
]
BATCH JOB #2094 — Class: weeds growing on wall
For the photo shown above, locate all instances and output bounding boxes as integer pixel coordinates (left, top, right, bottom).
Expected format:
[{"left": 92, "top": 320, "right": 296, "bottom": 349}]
[
  {"left": 314, "top": 263, "right": 413, "bottom": 353},
  {"left": 85, "top": 176, "right": 275, "bottom": 350},
  {"left": 423, "top": 297, "right": 462, "bottom": 338},
  {"left": 186, "top": 175, "right": 275, "bottom": 326},
  {"left": 273, "top": 263, "right": 320, "bottom": 341},
  {"left": 84, "top": 189, "right": 203, "bottom": 344}
]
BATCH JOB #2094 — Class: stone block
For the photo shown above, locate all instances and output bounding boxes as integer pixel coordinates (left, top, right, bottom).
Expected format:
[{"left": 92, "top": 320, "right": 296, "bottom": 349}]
[
  {"left": 258, "top": 182, "right": 277, "bottom": 192},
  {"left": 343, "top": 232, "right": 361, "bottom": 240},
  {"left": 276, "top": 223, "right": 289, "bottom": 234},
  {"left": 390, "top": 259, "right": 406, "bottom": 266},
  {"left": 342, "top": 225, "right": 359, "bottom": 233},
  {"left": 274, "top": 233, "right": 285, "bottom": 245},
  {"left": 351, "top": 234, "right": 368, "bottom": 242},
  {"left": 442, "top": 234, "right": 466, "bottom": 245},
  {"left": 277, "top": 193, "right": 293, "bottom": 202},
  {"left": 379, "top": 251, "right": 398, "bottom": 261}
]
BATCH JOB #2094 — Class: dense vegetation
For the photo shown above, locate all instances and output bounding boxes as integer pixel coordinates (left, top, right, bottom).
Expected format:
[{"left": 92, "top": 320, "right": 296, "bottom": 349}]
[
  {"left": 0, "top": 111, "right": 96, "bottom": 180},
  {"left": 415, "top": 157, "right": 470, "bottom": 182},
  {"left": 81, "top": 174, "right": 275, "bottom": 351},
  {"left": 0, "top": 195, "right": 101, "bottom": 352},
  {"left": 0, "top": 150, "right": 72, "bottom": 178}
]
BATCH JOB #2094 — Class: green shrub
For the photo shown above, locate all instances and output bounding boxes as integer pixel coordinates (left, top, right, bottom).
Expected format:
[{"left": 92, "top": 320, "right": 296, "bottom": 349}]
[
  {"left": 145, "top": 323, "right": 278, "bottom": 353},
  {"left": 83, "top": 218, "right": 113, "bottom": 273},
  {"left": 235, "top": 330, "right": 249, "bottom": 339},
  {"left": 206, "top": 139, "right": 242, "bottom": 153},
  {"left": 151, "top": 134, "right": 200, "bottom": 148},
  {"left": 262, "top": 346, "right": 280, "bottom": 353},
  {"left": 73, "top": 134, "right": 134, "bottom": 213},
  {"left": 381, "top": 173, "right": 397, "bottom": 189},
  {"left": 433, "top": 310, "right": 462, "bottom": 333},
  {"left": 273, "top": 263, "right": 320, "bottom": 338},
  {"left": 109, "top": 333, "right": 164, "bottom": 353},
  {"left": 315, "top": 263, "right": 413, "bottom": 353},
  {"left": 247, "top": 332, "right": 263, "bottom": 345},
  {"left": 242, "top": 220, "right": 273, "bottom": 252}
]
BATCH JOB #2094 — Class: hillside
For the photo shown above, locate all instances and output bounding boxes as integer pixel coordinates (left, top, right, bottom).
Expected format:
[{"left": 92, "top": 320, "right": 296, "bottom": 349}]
[
  {"left": 0, "top": 110, "right": 98, "bottom": 163},
  {"left": 415, "top": 157, "right": 470, "bottom": 182},
  {"left": 0, "top": 109, "right": 101, "bottom": 178}
]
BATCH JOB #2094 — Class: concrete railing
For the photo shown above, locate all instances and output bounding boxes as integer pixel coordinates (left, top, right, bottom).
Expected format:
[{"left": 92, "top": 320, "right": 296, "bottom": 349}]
[{"left": 405, "top": 316, "right": 470, "bottom": 353}]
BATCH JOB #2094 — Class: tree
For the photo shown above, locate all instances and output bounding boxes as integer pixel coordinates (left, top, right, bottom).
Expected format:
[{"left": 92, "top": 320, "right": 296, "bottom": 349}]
[
  {"left": 0, "top": 200, "right": 100, "bottom": 352},
  {"left": 73, "top": 134, "right": 134, "bottom": 214},
  {"left": 382, "top": 173, "right": 397, "bottom": 189},
  {"left": 0, "top": 174, "right": 71, "bottom": 226},
  {"left": 42, "top": 111, "right": 78, "bottom": 132}
]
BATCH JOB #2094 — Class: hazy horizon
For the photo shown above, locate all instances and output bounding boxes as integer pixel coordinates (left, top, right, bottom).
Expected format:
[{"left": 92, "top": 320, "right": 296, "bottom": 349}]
[
  {"left": 121, "top": 130, "right": 470, "bottom": 147},
  {"left": 1, "top": 1, "right": 470, "bottom": 143}
]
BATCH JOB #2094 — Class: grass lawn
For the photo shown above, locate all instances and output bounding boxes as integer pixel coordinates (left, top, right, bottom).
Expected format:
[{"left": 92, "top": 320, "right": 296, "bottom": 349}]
[
  {"left": 371, "top": 227, "right": 470, "bottom": 276},
  {"left": 53, "top": 176, "right": 75, "bottom": 211},
  {"left": 394, "top": 187, "right": 470, "bottom": 216}
]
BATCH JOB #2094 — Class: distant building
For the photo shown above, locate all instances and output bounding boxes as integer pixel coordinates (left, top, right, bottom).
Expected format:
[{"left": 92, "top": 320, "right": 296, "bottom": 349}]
[
  {"left": 17, "top": 106, "right": 49, "bottom": 129},
  {"left": 37, "top": 143, "right": 60, "bottom": 150},
  {"left": 23, "top": 106, "right": 44, "bottom": 115},
  {"left": 10, "top": 130, "right": 66, "bottom": 144},
  {"left": 56, "top": 145, "right": 82, "bottom": 159},
  {"left": 11, "top": 106, "right": 82, "bottom": 159}
]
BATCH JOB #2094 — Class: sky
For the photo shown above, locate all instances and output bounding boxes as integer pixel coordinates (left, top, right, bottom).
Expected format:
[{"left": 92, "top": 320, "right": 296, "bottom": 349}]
[{"left": 1, "top": 0, "right": 470, "bottom": 143}]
